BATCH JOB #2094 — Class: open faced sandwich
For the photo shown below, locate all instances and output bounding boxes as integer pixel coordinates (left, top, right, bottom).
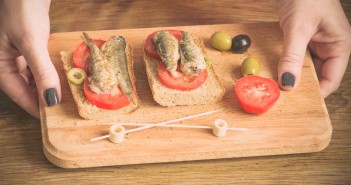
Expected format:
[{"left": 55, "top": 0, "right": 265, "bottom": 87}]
[
  {"left": 143, "top": 30, "right": 225, "bottom": 106},
  {"left": 60, "top": 32, "right": 140, "bottom": 119}
]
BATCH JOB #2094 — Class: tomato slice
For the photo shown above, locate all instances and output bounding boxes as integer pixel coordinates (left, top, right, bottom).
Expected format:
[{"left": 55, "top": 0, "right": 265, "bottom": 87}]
[
  {"left": 83, "top": 79, "right": 130, "bottom": 110},
  {"left": 144, "top": 30, "right": 182, "bottom": 60},
  {"left": 158, "top": 63, "right": 208, "bottom": 91},
  {"left": 234, "top": 75, "right": 280, "bottom": 114},
  {"left": 73, "top": 39, "right": 105, "bottom": 75}
]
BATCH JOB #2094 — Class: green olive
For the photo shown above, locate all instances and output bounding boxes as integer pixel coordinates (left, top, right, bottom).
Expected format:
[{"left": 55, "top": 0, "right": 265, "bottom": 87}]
[
  {"left": 67, "top": 67, "right": 87, "bottom": 85},
  {"left": 241, "top": 57, "right": 260, "bottom": 76},
  {"left": 210, "top": 31, "right": 232, "bottom": 51}
]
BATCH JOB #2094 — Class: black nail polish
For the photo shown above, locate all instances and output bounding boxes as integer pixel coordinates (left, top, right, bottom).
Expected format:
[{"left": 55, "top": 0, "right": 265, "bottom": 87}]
[
  {"left": 44, "top": 88, "right": 59, "bottom": 106},
  {"left": 282, "top": 72, "right": 295, "bottom": 87}
]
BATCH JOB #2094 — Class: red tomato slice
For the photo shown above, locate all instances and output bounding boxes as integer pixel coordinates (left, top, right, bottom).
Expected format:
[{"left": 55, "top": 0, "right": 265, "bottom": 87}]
[
  {"left": 83, "top": 79, "right": 131, "bottom": 110},
  {"left": 144, "top": 30, "right": 182, "bottom": 60},
  {"left": 73, "top": 39, "right": 105, "bottom": 75},
  {"left": 234, "top": 75, "right": 280, "bottom": 114},
  {"left": 158, "top": 63, "right": 208, "bottom": 91}
]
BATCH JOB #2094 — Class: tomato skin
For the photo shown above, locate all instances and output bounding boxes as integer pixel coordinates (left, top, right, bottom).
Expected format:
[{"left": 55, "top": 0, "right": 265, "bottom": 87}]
[
  {"left": 73, "top": 39, "right": 105, "bottom": 75},
  {"left": 144, "top": 30, "right": 182, "bottom": 60},
  {"left": 158, "top": 63, "right": 208, "bottom": 91},
  {"left": 83, "top": 79, "right": 131, "bottom": 110},
  {"left": 234, "top": 75, "right": 280, "bottom": 114}
]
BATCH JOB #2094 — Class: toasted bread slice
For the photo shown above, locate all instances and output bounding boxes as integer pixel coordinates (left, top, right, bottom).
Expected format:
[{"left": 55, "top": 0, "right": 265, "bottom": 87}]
[
  {"left": 60, "top": 44, "right": 140, "bottom": 120},
  {"left": 143, "top": 35, "right": 225, "bottom": 106}
]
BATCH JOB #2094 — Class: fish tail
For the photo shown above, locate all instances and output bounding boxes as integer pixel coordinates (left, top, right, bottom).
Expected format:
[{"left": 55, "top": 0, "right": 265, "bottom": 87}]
[{"left": 81, "top": 32, "right": 94, "bottom": 47}]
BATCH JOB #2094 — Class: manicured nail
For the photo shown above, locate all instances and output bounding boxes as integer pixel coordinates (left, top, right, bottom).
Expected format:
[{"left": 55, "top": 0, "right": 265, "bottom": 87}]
[
  {"left": 44, "top": 88, "right": 59, "bottom": 106},
  {"left": 282, "top": 72, "right": 295, "bottom": 87}
]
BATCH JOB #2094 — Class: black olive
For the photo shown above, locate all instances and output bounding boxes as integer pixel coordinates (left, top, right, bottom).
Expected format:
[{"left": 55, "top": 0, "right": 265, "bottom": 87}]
[{"left": 231, "top": 34, "right": 251, "bottom": 53}]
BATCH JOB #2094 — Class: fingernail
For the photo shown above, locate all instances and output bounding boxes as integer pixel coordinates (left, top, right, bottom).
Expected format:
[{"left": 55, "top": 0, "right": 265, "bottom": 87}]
[
  {"left": 44, "top": 88, "right": 59, "bottom": 106},
  {"left": 282, "top": 72, "right": 295, "bottom": 87}
]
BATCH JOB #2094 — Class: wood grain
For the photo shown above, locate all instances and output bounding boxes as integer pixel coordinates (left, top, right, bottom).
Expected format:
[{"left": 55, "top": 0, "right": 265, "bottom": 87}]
[
  {"left": 0, "top": 0, "right": 350, "bottom": 184},
  {"left": 42, "top": 23, "right": 331, "bottom": 168}
]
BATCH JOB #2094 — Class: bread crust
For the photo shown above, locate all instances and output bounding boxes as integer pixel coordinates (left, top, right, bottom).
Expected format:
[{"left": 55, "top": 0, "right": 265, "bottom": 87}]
[
  {"left": 143, "top": 34, "right": 225, "bottom": 106},
  {"left": 60, "top": 44, "right": 140, "bottom": 120}
]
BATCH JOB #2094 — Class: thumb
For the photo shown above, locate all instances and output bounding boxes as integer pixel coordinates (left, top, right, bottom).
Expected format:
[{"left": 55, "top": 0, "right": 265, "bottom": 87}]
[
  {"left": 278, "top": 27, "right": 312, "bottom": 91},
  {"left": 18, "top": 40, "right": 61, "bottom": 107}
]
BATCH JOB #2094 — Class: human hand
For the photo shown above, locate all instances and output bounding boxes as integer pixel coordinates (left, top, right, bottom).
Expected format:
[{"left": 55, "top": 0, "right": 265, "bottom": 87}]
[
  {"left": 277, "top": 0, "right": 351, "bottom": 98},
  {"left": 0, "top": 0, "right": 61, "bottom": 118}
]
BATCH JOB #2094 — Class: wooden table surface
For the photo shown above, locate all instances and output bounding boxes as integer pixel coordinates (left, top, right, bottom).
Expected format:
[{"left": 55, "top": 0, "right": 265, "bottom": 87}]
[{"left": 0, "top": 0, "right": 350, "bottom": 184}]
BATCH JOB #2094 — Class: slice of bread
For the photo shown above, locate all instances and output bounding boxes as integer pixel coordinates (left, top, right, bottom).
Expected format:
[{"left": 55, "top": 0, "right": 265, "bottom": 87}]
[
  {"left": 60, "top": 43, "right": 140, "bottom": 120},
  {"left": 143, "top": 34, "right": 225, "bottom": 106}
]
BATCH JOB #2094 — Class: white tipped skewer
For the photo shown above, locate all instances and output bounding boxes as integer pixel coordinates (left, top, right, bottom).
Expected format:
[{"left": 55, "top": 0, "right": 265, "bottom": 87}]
[
  {"left": 90, "top": 109, "right": 222, "bottom": 142},
  {"left": 117, "top": 122, "right": 247, "bottom": 131},
  {"left": 90, "top": 134, "right": 110, "bottom": 142},
  {"left": 120, "top": 119, "right": 245, "bottom": 137},
  {"left": 124, "top": 109, "right": 222, "bottom": 134}
]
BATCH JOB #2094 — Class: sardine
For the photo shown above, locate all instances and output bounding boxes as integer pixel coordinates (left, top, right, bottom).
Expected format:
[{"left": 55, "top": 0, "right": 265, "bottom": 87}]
[
  {"left": 101, "top": 36, "right": 133, "bottom": 96},
  {"left": 81, "top": 32, "right": 118, "bottom": 94},
  {"left": 179, "top": 31, "right": 206, "bottom": 75},
  {"left": 152, "top": 30, "right": 180, "bottom": 72}
]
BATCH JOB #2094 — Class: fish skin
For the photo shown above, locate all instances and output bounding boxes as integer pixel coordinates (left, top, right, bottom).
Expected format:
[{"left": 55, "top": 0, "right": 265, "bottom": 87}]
[
  {"left": 81, "top": 32, "right": 118, "bottom": 94},
  {"left": 179, "top": 31, "right": 206, "bottom": 75},
  {"left": 152, "top": 30, "right": 180, "bottom": 72},
  {"left": 102, "top": 36, "right": 133, "bottom": 95}
]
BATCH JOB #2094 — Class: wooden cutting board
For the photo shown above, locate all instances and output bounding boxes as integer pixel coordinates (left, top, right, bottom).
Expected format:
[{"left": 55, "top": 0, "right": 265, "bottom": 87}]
[{"left": 41, "top": 22, "right": 332, "bottom": 168}]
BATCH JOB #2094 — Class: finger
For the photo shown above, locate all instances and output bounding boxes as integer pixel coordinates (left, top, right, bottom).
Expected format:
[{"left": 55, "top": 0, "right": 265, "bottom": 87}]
[
  {"left": 318, "top": 56, "right": 348, "bottom": 98},
  {"left": 15, "top": 56, "right": 28, "bottom": 72},
  {"left": 17, "top": 40, "right": 61, "bottom": 107},
  {"left": 308, "top": 37, "right": 351, "bottom": 98},
  {"left": 15, "top": 56, "right": 31, "bottom": 84},
  {"left": 15, "top": 56, "right": 37, "bottom": 90},
  {"left": 0, "top": 72, "right": 39, "bottom": 118},
  {"left": 278, "top": 25, "right": 313, "bottom": 91},
  {"left": 311, "top": 55, "right": 323, "bottom": 81}
]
